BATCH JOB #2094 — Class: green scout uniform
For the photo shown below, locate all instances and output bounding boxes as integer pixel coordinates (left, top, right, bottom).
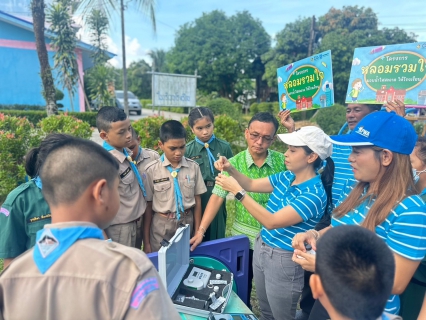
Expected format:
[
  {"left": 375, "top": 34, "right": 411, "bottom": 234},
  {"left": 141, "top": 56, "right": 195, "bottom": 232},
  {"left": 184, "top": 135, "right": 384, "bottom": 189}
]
[
  {"left": 185, "top": 137, "right": 233, "bottom": 241},
  {"left": 399, "top": 191, "right": 426, "bottom": 319},
  {"left": 0, "top": 180, "right": 51, "bottom": 259},
  {"left": 212, "top": 149, "right": 286, "bottom": 249}
]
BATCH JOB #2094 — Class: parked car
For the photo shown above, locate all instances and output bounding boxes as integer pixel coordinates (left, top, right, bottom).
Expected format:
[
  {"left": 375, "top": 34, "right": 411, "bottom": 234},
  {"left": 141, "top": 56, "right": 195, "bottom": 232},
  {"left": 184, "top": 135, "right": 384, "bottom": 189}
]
[{"left": 115, "top": 90, "right": 142, "bottom": 115}]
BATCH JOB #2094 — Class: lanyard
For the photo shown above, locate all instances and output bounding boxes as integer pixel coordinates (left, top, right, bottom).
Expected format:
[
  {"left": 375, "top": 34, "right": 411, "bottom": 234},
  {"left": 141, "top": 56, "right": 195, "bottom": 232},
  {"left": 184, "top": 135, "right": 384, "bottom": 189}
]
[{"left": 195, "top": 135, "right": 216, "bottom": 175}]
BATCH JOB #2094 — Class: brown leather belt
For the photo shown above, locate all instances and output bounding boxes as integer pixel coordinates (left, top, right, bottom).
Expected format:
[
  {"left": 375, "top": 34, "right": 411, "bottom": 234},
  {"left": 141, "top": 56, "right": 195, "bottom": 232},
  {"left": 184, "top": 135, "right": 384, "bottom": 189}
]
[{"left": 156, "top": 208, "right": 193, "bottom": 219}]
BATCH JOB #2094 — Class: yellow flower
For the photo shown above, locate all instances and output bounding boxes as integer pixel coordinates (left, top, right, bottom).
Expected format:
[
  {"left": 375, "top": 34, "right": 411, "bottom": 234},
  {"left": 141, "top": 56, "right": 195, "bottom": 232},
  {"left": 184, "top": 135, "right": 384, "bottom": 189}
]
[{"left": 171, "top": 171, "right": 178, "bottom": 178}]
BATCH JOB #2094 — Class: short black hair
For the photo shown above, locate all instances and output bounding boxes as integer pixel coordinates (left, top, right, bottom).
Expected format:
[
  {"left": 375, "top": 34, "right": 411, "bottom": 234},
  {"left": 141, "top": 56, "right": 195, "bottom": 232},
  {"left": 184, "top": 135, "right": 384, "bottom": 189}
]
[
  {"left": 25, "top": 133, "right": 76, "bottom": 178},
  {"left": 40, "top": 138, "right": 119, "bottom": 206},
  {"left": 316, "top": 225, "right": 395, "bottom": 320},
  {"left": 159, "top": 120, "right": 187, "bottom": 143},
  {"left": 130, "top": 126, "right": 139, "bottom": 140},
  {"left": 367, "top": 104, "right": 382, "bottom": 112},
  {"left": 248, "top": 112, "right": 279, "bottom": 134},
  {"left": 96, "top": 107, "right": 127, "bottom": 133},
  {"left": 188, "top": 107, "right": 215, "bottom": 127}
]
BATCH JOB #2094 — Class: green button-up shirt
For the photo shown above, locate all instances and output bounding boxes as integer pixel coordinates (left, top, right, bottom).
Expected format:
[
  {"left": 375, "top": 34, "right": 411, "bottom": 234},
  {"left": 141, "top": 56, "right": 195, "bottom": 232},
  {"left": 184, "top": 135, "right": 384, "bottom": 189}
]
[
  {"left": 213, "top": 149, "right": 286, "bottom": 249},
  {"left": 0, "top": 180, "right": 51, "bottom": 258},
  {"left": 185, "top": 137, "right": 233, "bottom": 181}
]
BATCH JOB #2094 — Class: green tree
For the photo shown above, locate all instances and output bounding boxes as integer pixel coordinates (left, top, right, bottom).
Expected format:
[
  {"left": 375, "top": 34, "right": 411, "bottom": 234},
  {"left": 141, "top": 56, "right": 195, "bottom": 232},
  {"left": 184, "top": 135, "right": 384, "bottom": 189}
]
[
  {"left": 314, "top": 104, "right": 347, "bottom": 135},
  {"left": 78, "top": 0, "right": 156, "bottom": 115},
  {"left": 167, "top": 10, "right": 270, "bottom": 102},
  {"left": 263, "top": 6, "right": 417, "bottom": 104},
  {"left": 87, "top": 8, "right": 110, "bottom": 66},
  {"left": 86, "top": 64, "right": 115, "bottom": 107},
  {"left": 127, "top": 59, "right": 152, "bottom": 99},
  {"left": 31, "top": 0, "right": 58, "bottom": 116},
  {"left": 149, "top": 49, "right": 167, "bottom": 72},
  {"left": 47, "top": 0, "right": 79, "bottom": 112}
]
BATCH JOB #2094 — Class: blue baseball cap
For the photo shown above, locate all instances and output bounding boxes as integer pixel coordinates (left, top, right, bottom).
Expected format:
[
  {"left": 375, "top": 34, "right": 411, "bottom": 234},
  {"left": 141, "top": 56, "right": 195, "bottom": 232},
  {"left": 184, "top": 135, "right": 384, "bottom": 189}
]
[{"left": 328, "top": 111, "right": 417, "bottom": 155}]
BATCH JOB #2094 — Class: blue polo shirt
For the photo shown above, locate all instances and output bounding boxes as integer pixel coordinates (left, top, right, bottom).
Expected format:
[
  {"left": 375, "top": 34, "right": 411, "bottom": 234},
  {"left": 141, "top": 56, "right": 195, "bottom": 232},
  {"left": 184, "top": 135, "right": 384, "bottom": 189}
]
[
  {"left": 260, "top": 171, "right": 327, "bottom": 251},
  {"left": 331, "top": 144, "right": 353, "bottom": 206},
  {"left": 332, "top": 179, "right": 426, "bottom": 314}
]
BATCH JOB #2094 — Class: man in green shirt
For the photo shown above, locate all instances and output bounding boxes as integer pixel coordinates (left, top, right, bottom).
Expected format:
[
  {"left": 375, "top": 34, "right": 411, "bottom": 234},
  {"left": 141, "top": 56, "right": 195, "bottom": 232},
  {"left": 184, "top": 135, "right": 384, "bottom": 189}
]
[{"left": 190, "top": 111, "right": 293, "bottom": 308}]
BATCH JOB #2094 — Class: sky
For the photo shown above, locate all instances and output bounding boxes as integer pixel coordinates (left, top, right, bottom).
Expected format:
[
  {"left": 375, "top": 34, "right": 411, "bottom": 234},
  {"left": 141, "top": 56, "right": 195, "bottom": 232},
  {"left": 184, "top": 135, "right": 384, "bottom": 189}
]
[{"left": 2, "top": 0, "right": 426, "bottom": 68}]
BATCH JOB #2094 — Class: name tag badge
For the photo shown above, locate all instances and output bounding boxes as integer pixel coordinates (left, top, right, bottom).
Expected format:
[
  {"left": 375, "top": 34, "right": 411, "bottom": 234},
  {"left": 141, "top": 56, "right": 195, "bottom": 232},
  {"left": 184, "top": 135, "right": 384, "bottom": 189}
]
[
  {"left": 28, "top": 213, "right": 52, "bottom": 224},
  {"left": 190, "top": 155, "right": 202, "bottom": 160},
  {"left": 154, "top": 177, "right": 170, "bottom": 184},
  {"left": 120, "top": 167, "right": 131, "bottom": 179},
  {"left": 206, "top": 181, "right": 215, "bottom": 187}
]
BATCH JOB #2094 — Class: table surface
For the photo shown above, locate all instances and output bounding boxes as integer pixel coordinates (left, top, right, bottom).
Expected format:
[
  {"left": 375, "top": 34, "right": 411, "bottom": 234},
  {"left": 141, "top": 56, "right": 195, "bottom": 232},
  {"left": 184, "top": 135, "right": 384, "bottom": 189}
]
[{"left": 179, "top": 291, "right": 252, "bottom": 319}]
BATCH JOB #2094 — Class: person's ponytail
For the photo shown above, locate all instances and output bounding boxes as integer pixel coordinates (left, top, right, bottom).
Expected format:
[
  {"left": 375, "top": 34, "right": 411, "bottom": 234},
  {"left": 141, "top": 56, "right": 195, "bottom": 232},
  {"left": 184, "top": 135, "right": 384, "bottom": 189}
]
[
  {"left": 320, "top": 157, "right": 335, "bottom": 213},
  {"left": 25, "top": 147, "right": 40, "bottom": 178}
]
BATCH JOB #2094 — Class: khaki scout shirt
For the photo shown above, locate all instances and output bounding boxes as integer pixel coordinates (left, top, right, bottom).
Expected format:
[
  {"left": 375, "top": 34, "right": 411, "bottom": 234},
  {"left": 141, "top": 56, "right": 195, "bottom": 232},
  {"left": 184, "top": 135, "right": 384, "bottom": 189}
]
[
  {"left": 109, "top": 149, "right": 146, "bottom": 225},
  {"left": 135, "top": 147, "right": 160, "bottom": 176},
  {"left": 0, "top": 222, "right": 180, "bottom": 320},
  {"left": 145, "top": 156, "right": 207, "bottom": 213}
]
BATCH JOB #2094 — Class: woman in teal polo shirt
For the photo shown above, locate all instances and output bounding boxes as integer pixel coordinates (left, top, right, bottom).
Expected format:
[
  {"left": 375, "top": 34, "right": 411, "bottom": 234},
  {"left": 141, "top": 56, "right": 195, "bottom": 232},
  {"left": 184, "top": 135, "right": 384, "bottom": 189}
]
[
  {"left": 292, "top": 112, "right": 426, "bottom": 317},
  {"left": 215, "top": 126, "right": 334, "bottom": 320},
  {"left": 399, "top": 136, "right": 426, "bottom": 319},
  {"left": 0, "top": 133, "right": 74, "bottom": 269}
]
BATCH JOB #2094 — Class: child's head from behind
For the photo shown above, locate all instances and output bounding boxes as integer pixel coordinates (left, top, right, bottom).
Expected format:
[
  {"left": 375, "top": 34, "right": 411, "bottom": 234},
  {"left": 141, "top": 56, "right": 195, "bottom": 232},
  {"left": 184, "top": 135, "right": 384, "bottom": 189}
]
[
  {"left": 96, "top": 107, "right": 131, "bottom": 149},
  {"left": 40, "top": 138, "right": 120, "bottom": 229},
  {"left": 25, "top": 133, "right": 76, "bottom": 178},
  {"left": 159, "top": 120, "right": 187, "bottom": 165},
  {"left": 128, "top": 127, "right": 141, "bottom": 161},
  {"left": 311, "top": 225, "right": 395, "bottom": 320},
  {"left": 188, "top": 107, "right": 215, "bottom": 143}
]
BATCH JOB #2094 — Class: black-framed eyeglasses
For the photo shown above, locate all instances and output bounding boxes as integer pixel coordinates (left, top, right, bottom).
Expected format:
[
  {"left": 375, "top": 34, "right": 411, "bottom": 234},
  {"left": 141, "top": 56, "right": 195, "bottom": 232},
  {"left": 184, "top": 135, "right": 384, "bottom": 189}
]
[{"left": 248, "top": 130, "right": 275, "bottom": 143}]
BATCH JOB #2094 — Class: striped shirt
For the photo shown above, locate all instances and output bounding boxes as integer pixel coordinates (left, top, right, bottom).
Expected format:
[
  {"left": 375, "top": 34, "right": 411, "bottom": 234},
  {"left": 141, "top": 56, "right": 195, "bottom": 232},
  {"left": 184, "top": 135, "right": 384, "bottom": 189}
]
[
  {"left": 331, "top": 144, "right": 353, "bottom": 206},
  {"left": 212, "top": 149, "right": 285, "bottom": 249},
  {"left": 332, "top": 179, "right": 426, "bottom": 314},
  {"left": 260, "top": 171, "right": 327, "bottom": 251}
]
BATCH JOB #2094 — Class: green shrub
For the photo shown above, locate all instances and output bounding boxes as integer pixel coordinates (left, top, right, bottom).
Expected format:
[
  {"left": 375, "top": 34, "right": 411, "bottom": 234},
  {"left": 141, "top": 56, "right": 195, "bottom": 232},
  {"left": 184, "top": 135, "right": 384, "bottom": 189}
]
[
  {"left": 67, "top": 112, "right": 97, "bottom": 127},
  {"left": 214, "top": 115, "right": 245, "bottom": 154},
  {"left": 0, "top": 104, "right": 45, "bottom": 111},
  {"left": 206, "top": 98, "right": 241, "bottom": 120},
  {"left": 314, "top": 104, "right": 346, "bottom": 135},
  {"left": 132, "top": 116, "right": 166, "bottom": 152},
  {"left": 38, "top": 114, "right": 92, "bottom": 139},
  {"left": 0, "top": 110, "right": 97, "bottom": 127},
  {"left": 249, "top": 103, "right": 259, "bottom": 115},
  {"left": 181, "top": 116, "right": 195, "bottom": 142},
  {"left": 0, "top": 110, "right": 47, "bottom": 124},
  {"left": 0, "top": 113, "right": 41, "bottom": 203},
  {"left": 140, "top": 99, "right": 152, "bottom": 108},
  {"left": 414, "top": 122, "right": 424, "bottom": 135}
]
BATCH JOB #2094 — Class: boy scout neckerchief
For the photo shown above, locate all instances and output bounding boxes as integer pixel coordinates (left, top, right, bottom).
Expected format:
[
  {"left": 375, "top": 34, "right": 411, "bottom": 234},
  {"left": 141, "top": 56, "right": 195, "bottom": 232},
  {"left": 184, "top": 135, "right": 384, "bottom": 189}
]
[
  {"left": 195, "top": 134, "right": 216, "bottom": 175},
  {"left": 33, "top": 226, "right": 104, "bottom": 274},
  {"left": 161, "top": 154, "right": 184, "bottom": 220},
  {"left": 102, "top": 141, "right": 147, "bottom": 197},
  {"left": 134, "top": 146, "right": 142, "bottom": 164},
  {"left": 32, "top": 176, "right": 43, "bottom": 189}
]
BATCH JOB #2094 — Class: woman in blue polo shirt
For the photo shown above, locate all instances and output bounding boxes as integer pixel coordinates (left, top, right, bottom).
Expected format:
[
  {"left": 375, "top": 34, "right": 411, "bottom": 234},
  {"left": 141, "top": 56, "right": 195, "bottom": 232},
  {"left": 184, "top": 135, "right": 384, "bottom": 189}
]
[
  {"left": 215, "top": 126, "right": 334, "bottom": 320},
  {"left": 292, "top": 112, "right": 426, "bottom": 317}
]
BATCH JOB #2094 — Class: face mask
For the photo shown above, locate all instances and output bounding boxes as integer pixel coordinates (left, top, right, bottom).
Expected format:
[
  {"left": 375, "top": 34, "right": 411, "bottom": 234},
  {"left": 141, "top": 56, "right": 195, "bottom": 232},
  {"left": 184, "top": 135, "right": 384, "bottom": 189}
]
[{"left": 413, "top": 168, "right": 426, "bottom": 184}]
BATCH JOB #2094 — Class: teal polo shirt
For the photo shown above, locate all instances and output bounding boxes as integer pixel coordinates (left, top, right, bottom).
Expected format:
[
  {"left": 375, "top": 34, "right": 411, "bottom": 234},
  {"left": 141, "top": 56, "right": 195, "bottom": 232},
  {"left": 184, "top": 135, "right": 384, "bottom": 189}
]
[{"left": 261, "top": 171, "right": 327, "bottom": 251}]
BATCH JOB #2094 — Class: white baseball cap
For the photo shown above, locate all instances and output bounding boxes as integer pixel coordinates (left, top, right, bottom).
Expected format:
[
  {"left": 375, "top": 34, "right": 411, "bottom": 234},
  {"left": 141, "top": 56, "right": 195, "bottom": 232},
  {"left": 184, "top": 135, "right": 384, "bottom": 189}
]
[{"left": 277, "top": 126, "right": 332, "bottom": 160}]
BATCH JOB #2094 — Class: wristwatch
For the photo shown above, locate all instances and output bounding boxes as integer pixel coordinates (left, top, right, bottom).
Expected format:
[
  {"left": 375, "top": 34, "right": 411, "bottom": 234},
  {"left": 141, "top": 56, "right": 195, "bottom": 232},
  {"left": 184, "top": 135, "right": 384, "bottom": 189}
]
[{"left": 235, "top": 189, "right": 246, "bottom": 202}]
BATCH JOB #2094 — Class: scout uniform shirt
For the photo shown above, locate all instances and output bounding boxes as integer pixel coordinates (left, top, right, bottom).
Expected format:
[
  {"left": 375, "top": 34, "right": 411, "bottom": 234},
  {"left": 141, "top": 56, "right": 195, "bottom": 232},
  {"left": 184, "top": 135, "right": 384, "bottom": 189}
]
[
  {"left": 109, "top": 149, "right": 146, "bottom": 225},
  {"left": 134, "top": 147, "right": 160, "bottom": 248},
  {"left": 185, "top": 137, "right": 233, "bottom": 240},
  {"left": 0, "top": 221, "right": 180, "bottom": 320},
  {"left": 0, "top": 180, "right": 50, "bottom": 259},
  {"left": 212, "top": 149, "right": 286, "bottom": 249},
  {"left": 145, "top": 156, "right": 207, "bottom": 214}
]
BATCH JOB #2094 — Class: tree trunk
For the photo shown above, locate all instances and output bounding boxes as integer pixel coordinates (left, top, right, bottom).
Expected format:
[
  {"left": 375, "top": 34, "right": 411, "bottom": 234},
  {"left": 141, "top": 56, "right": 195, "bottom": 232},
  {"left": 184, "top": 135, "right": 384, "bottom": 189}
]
[{"left": 31, "top": 0, "right": 57, "bottom": 116}]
